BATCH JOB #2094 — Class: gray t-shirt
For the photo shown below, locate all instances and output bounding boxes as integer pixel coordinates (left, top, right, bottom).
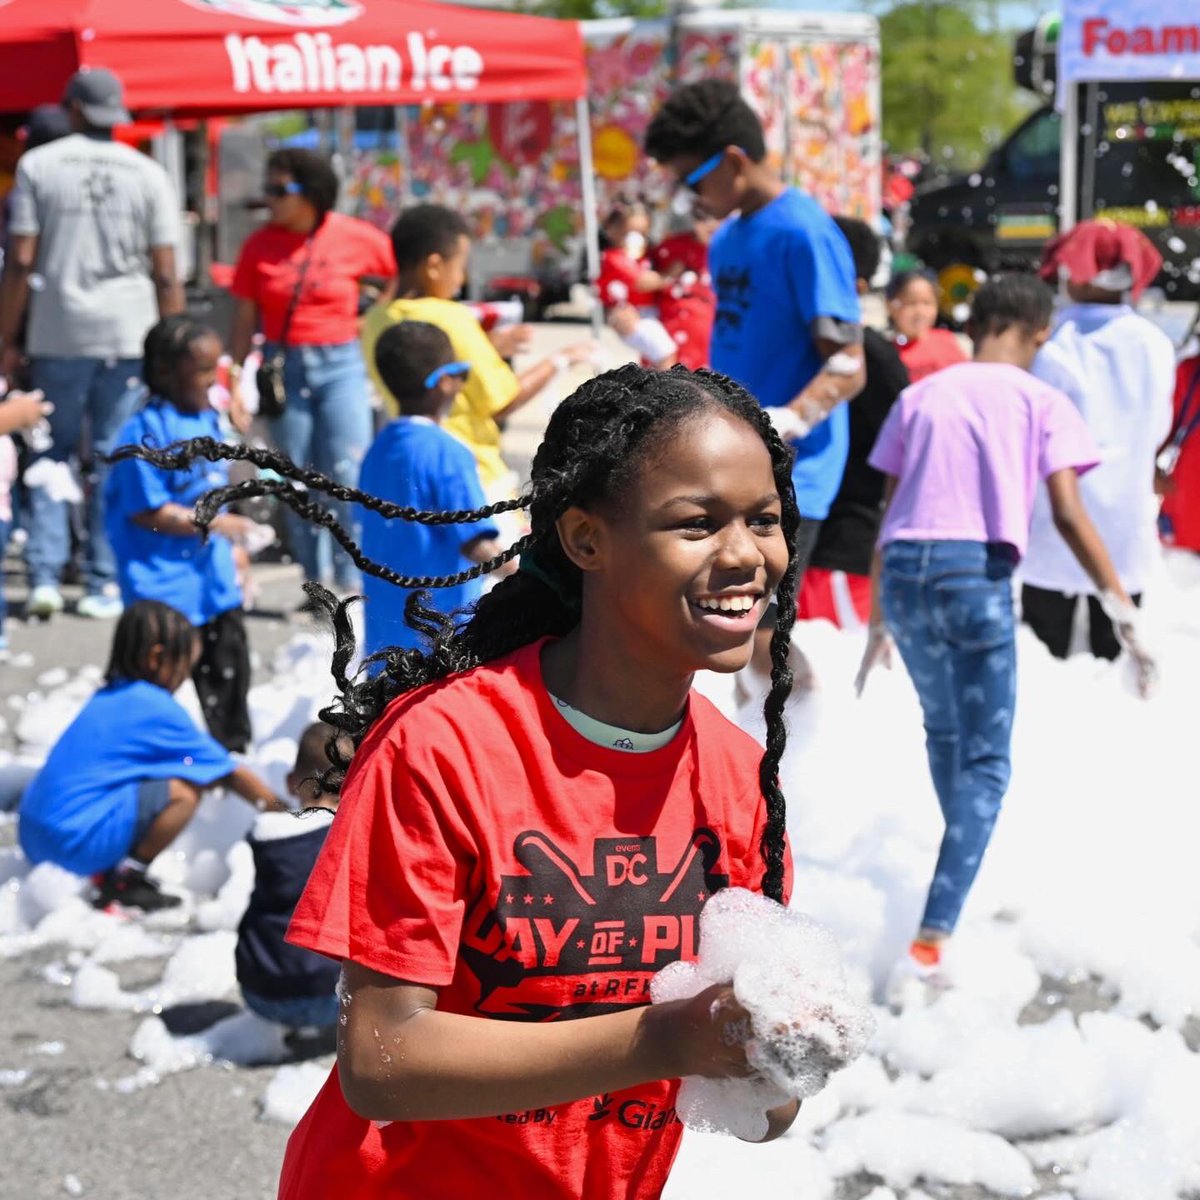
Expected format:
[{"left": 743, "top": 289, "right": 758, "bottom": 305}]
[{"left": 9, "top": 134, "right": 180, "bottom": 358}]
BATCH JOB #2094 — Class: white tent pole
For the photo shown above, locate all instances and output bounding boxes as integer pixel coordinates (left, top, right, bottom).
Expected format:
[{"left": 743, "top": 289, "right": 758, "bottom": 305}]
[
  {"left": 1059, "top": 79, "right": 1079, "bottom": 235},
  {"left": 575, "top": 93, "right": 603, "bottom": 337}
]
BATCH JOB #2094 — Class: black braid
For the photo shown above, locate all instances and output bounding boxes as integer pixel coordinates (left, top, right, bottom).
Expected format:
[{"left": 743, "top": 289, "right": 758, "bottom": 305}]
[
  {"left": 106, "top": 364, "right": 800, "bottom": 899},
  {"left": 108, "top": 438, "right": 529, "bottom": 527}
]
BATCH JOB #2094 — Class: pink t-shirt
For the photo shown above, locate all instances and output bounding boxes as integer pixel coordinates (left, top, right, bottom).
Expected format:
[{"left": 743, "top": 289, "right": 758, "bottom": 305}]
[{"left": 869, "top": 361, "right": 1099, "bottom": 559}]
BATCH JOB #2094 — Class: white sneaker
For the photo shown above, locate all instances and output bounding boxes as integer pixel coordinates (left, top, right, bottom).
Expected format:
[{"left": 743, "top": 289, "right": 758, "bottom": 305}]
[
  {"left": 27, "top": 585, "right": 65, "bottom": 619},
  {"left": 76, "top": 592, "right": 124, "bottom": 620}
]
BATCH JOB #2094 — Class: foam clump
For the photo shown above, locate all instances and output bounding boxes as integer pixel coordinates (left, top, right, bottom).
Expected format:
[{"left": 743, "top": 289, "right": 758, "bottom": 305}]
[
  {"left": 261, "top": 1062, "right": 330, "bottom": 1126},
  {"left": 650, "top": 887, "right": 873, "bottom": 1139}
]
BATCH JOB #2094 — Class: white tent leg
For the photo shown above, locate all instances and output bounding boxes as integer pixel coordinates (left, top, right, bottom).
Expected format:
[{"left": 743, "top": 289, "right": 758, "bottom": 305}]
[
  {"left": 1059, "top": 82, "right": 1079, "bottom": 235},
  {"left": 575, "top": 94, "right": 603, "bottom": 338}
]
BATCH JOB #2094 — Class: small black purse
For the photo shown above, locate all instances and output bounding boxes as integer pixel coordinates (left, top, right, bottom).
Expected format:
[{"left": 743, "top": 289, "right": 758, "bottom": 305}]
[{"left": 255, "top": 237, "right": 314, "bottom": 421}]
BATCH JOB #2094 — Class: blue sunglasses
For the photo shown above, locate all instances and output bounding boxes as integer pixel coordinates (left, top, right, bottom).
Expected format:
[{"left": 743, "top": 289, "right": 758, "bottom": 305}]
[
  {"left": 682, "top": 149, "right": 726, "bottom": 192},
  {"left": 424, "top": 360, "right": 472, "bottom": 389}
]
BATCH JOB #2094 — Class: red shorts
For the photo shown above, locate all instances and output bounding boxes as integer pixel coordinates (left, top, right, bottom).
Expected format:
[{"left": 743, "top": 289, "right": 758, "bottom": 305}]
[{"left": 796, "top": 568, "right": 871, "bottom": 630}]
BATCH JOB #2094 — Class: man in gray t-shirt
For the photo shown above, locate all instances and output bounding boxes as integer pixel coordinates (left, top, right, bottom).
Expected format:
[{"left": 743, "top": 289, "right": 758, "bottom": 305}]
[{"left": 0, "top": 67, "right": 183, "bottom": 620}]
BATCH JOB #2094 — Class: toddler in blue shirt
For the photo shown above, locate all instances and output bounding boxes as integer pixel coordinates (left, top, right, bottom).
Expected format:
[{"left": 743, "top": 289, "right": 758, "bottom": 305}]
[
  {"left": 105, "top": 317, "right": 272, "bottom": 751},
  {"left": 19, "top": 600, "right": 282, "bottom": 913}
]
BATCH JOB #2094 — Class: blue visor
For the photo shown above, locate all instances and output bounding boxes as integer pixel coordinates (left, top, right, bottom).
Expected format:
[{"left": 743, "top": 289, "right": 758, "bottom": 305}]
[
  {"left": 683, "top": 150, "right": 725, "bottom": 192},
  {"left": 423, "top": 360, "right": 472, "bottom": 390}
]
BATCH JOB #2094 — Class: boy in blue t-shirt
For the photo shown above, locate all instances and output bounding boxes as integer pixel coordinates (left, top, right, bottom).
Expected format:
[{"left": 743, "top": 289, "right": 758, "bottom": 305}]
[
  {"left": 358, "top": 321, "right": 506, "bottom": 657},
  {"left": 19, "top": 600, "right": 282, "bottom": 913},
  {"left": 646, "top": 80, "right": 865, "bottom": 561},
  {"left": 105, "top": 316, "right": 272, "bottom": 752}
]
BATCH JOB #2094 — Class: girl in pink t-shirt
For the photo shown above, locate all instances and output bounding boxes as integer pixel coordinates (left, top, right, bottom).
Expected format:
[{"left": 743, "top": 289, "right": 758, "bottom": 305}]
[{"left": 857, "top": 274, "right": 1156, "bottom": 1000}]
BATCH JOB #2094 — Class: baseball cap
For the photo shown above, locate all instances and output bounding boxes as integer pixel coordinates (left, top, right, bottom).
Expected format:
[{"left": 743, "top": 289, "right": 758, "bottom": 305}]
[
  {"left": 62, "top": 67, "right": 131, "bottom": 128},
  {"left": 23, "top": 104, "right": 71, "bottom": 149}
]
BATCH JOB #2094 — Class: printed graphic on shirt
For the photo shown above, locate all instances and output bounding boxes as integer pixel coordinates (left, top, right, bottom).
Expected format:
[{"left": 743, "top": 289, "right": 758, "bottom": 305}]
[
  {"left": 462, "top": 829, "right": 728, "bottom": 1022},
  {"left": 714, "top": 266, "right": 751, "bottom": 334}
]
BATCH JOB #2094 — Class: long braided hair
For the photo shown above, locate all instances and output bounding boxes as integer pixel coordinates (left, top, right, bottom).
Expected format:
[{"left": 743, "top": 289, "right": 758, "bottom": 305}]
[{"left": 108, "top": 364, "right": 801, "bottom": 902}]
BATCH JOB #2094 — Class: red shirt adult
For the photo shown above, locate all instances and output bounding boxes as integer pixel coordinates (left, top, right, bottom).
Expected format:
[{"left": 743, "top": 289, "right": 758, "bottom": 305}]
[
  {"left": 1161, "top": 356, "right": 1200, "bottom": 552},
  {"left": 650, "top": 233, "right": 716, "bottom": 371},
  {"left": 893, "top": 327, "right": 968, "bottom": 385},
  {"left": 230, "top": 211, "right": 395, "bottom": 346},
  {"left": 281, "top": 638, "right": 791, "bottom": 1200}
]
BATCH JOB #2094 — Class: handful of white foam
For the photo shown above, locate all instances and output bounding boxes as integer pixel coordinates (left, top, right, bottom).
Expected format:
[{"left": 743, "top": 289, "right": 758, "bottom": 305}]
[{"left": 650, "top": 887, "right": 874, "bottom": 1141}]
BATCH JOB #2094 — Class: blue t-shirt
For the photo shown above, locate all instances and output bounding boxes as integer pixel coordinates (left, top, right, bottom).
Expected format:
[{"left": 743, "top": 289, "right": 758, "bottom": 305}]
[
  {"left": 104, "top": 400, "right": 242, "bottom": 626},
  {"left": 19, "top": 679, "right": 235, "bottom": 875},
  {"left": 358, "top": 418, "right": 499, "bottom": 656},
  {"left": 708, "top": 188, "right": 861, "bottom": 519}
]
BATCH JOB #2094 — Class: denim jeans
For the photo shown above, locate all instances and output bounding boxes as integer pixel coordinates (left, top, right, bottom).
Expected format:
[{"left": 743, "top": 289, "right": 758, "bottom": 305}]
[
  {"left": 268, "top": 341, "right": 371, "bottom": 588},
  {"left": 0, "top": 517, "right": 9, "bottom": 636},
  {"left": 25, "top": 356, "right": 143, "bottom": 592},
  {"left": 881, "top": 539, "right": 1018, "bottom": 934}
]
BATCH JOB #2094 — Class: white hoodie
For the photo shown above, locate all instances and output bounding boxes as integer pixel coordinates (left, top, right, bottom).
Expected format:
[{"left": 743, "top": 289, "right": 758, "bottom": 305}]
[{"left": 1022, "top": 303, "right": 1175, "bottom": 595}]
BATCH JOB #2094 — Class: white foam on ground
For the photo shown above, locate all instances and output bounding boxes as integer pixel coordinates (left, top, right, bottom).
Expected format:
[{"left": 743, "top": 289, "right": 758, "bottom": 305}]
[{"left": 1, "top": 554, "right": 1198, "bottom": 1194}]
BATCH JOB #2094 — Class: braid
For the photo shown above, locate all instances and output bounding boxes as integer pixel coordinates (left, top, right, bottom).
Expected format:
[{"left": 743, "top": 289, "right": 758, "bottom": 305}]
[{"left": 108, "top": 438, "right": 529, "bottom": 527}]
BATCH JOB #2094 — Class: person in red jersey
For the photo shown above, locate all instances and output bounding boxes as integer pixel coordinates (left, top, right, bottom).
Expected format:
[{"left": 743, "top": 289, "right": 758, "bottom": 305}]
[
  {"left": 650, "top": 205, "right": 719, "bottom": 370},
  {"left": 127, "top": 364, "right": 804, "bottom": 1198}
]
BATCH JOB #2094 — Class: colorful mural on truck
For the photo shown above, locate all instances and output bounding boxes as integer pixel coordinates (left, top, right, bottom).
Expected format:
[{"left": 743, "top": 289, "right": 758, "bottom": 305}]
[{"left": 342, "top": 19, "right": 879, "bottom": 274}]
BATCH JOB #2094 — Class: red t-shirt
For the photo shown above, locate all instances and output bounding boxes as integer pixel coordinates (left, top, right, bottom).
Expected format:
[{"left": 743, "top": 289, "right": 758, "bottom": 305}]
[
  {"left": 598, "top": 247, "right": 656, "bottom": 311},
  {"left": 230, "top": 211, "right": 395, "bottom": 346},
  {"left": 893, "top": 327, "right": 968, "bottom": 385},
  {"left": 650, "top": 234, "right": 716, "bottom": 371},
  {"left": 281, "top": 638, "right": 791, "bottom": 1200},
  {"left": 1161, "top": 356, "right": 1200, "bottom": 552}
]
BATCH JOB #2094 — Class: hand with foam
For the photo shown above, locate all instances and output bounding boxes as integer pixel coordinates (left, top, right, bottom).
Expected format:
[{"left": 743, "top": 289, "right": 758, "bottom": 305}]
[
  {"left": 1099, "top": 591, "right": 1158, "bottom": 697},
  {"left": 765, "top": 405, "right": 813, "bottom": 443},
  {"left": 854, "top": 620, "right": 893, "bottom": 697}
]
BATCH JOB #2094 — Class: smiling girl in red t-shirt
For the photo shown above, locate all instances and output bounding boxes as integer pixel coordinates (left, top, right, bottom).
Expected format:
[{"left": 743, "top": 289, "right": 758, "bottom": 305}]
[{"left": 129, "top": 365, "right": 803, "bottom": 1199}]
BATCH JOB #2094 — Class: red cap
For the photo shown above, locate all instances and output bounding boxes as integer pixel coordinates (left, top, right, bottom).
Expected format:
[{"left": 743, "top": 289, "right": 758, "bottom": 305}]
[{"left": 1038, "top": 218, "right": 1162, "bottom": 300}]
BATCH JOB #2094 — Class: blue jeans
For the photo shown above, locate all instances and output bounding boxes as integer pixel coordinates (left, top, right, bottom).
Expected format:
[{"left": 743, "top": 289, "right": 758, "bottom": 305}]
[
  {"left": 881, "top": 540, "right": 1018, "bottom": 934},
  {"left": 26, "top": 356, "right": 143, "bottom": 592},
  {"left": 242, "top": 987, "right": 339, "bottom": 1030},
  {"left": 0, "top": 516, "right": 9, "bottom": 636},
  {"left": 268, "top": 341, "right": 371, "bottom": 589}
]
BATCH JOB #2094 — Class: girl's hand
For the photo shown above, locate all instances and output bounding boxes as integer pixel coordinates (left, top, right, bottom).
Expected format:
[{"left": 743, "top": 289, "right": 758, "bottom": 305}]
[
  {"left": 649, "top": 982, "right": 756, "bottom": 1080},
  {"left": 0, "top": 389, "right": 52, "bottom": 432},
  {"left": 854, "top": 621, "right": 893, "bottom": 697},
  {"left": 209, "top": 512, "right": 260, "bottom": 545}
]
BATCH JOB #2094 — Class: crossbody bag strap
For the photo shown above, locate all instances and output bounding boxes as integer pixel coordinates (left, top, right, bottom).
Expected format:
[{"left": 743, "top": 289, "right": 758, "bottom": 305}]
[{"left": 277, "top": 233, "right": 317, "bottom": 350}]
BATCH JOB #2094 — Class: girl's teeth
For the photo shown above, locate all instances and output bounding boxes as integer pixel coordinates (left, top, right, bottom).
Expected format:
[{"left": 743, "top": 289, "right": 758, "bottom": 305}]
[{"left": 699, "top": 597, "right": 754, "bottom": 613}]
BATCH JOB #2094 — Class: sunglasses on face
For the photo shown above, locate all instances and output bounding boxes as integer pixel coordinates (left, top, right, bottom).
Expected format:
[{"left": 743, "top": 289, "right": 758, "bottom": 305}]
[
  {"left": 682, "top": 149, "right": 726, "bottom": 193},
  {"left": 423, "top": 360, "right": 472, "bottom": 389},
  {"left": 263, "top": 181, "right": 304, "bottom": 199}
]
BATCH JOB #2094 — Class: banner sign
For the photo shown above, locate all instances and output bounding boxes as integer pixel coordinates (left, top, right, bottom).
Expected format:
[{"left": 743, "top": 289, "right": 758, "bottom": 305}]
[{"left": 1061, "top": 1, "right": 1200, "bottom": 97}]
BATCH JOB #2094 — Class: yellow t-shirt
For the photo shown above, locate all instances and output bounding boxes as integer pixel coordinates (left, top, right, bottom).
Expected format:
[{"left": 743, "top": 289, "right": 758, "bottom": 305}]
[{"left": 361, "top": 297, "right": 519, "bottom": 488}]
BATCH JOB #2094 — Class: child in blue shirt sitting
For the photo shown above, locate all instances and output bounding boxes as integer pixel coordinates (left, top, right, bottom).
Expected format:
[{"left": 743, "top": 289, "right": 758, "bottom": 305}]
[
  {"left": 237, "top": 722, "right": 344, "bottom": 1038},
  {"left": 19, "top": 600, "right": 282, "bottom": 913},
  {"left": 358, "top": 322, "right": 508, "bottom": 657},
  {"left": 105, "top": 316, "right": 272, "bottom": 751}
]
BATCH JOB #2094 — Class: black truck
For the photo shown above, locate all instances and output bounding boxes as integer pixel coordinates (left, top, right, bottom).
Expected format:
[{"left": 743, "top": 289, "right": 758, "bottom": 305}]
[{"left": 906, "top": 15, "right": 1200, "bottom": 317}]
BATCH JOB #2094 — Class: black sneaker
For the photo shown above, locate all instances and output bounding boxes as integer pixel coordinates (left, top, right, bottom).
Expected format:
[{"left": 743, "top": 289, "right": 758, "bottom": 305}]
[{"left": 92, "top": 868, "right": 181, "bottom": 913}]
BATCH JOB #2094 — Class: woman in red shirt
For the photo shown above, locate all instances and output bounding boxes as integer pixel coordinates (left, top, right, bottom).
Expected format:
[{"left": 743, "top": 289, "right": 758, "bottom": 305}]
[{"left": 229, "top": 149, "right": 395, "bottom": 595}]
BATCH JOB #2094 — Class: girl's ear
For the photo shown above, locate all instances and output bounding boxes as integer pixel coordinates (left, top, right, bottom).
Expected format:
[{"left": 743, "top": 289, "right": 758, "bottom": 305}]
[
  {"left": 145, "top": 643, "right": 165, "bottom": 676},
  {"left": 555, "top": 506, "right": 607, "bottom": 574}
]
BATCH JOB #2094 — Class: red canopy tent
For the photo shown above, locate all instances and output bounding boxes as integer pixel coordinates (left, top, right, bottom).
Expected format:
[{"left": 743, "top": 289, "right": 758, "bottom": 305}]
[
  {"left": 0, "top": 0, "right": 586, "bottom": 114},
  {"left": 0, "top": 0, "right": 599, "bottom": 297}
]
